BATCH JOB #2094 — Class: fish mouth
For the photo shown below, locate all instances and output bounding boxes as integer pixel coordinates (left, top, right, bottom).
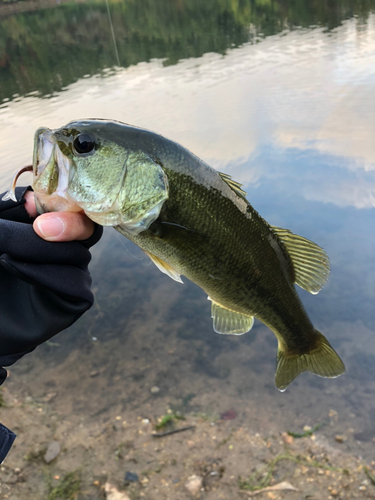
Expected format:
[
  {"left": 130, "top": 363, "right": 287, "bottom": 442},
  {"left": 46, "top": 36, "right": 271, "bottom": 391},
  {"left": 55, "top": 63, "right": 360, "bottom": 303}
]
[
  {"left": 32, "top": 128, "right": 82, "bottom": 214},
  {"left": 33, "top": 127, "right": 54, "bottom": 178}
]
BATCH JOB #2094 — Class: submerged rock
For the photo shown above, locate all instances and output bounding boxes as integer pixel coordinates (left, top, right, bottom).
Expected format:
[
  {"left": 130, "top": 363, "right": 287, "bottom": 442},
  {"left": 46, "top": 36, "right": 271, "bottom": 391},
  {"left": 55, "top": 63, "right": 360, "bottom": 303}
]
[
  {"left": 44, "top": 441, "right": 60, "bottom": 464},
  {"left": 335, "top": 435, "right": 347, "bottom": 443},
  {"left": 124, "top": 471, "right": 139, "bottom": 483},
  {"left": 220, "top": 408, "right": 237, "bottom": 420},
  {"left": 185, "top": 474, "right": 203, "bottom": 496},
  {"left": 104, "top": 482, "right": 130, "bottom": 500}
]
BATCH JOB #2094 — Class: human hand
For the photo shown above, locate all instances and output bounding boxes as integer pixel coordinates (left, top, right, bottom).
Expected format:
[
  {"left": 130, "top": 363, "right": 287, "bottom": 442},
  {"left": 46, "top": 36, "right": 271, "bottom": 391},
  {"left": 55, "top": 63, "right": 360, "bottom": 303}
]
[{"left": 24, "top": 191, "right": 95, "bottom": 242}]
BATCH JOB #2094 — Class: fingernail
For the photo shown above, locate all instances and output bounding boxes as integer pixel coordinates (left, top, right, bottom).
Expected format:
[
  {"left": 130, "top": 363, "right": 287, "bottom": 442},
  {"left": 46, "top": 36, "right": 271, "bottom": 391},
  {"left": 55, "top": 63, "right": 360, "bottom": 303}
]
[{"left": 36, "top": 216, "right": 65, "bottom": 240}]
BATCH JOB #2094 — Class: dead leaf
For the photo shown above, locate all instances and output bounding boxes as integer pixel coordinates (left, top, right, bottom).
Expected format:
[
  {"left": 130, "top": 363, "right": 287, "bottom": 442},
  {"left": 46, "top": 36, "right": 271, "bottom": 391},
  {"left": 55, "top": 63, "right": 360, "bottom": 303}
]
[{"left": 239, "top": 481, "right": 299, "bottom": 497}]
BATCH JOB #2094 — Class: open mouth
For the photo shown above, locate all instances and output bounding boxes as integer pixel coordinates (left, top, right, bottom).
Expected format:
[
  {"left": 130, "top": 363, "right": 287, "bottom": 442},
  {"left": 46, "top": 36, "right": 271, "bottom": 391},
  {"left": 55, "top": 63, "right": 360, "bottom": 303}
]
[
  {"left": 33, "top": 127, "right": 54, "bottom": 178},
  {"left": 32, "top": 129, "right": 82, "bottom": 214},
  {"left": 2, "top": 127, "right": 81, "bottom": 214}
]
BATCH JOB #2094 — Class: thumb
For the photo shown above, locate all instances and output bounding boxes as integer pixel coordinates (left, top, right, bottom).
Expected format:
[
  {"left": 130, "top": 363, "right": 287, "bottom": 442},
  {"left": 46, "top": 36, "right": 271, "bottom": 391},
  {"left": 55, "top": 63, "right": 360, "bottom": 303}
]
[{"left": 34, "top": 212, "right": 95, "bottom": 242}]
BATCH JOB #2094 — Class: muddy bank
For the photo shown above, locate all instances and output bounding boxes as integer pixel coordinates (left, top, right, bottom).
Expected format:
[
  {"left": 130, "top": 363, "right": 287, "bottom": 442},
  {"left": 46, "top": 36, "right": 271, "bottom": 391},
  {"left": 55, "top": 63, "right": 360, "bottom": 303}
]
[{"left": 0, "top": 383, "right": 374, "bottom": 499}]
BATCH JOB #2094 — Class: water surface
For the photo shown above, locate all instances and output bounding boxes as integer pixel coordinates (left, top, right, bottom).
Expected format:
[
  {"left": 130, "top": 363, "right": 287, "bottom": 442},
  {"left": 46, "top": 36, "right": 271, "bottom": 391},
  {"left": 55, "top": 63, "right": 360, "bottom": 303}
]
[{"left": 1, "top": 0, "right": 375, "bottom": 462}]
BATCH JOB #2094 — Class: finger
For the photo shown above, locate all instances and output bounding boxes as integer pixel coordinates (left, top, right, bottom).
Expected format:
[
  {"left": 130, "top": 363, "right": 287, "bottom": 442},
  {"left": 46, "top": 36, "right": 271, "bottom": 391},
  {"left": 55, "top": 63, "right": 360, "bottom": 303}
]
[
  {"left": 34, "top": 212, "right": 95, "bottom": 242},
  {"left": 24, "top": 190, "right": 37, "bottom": 219}
]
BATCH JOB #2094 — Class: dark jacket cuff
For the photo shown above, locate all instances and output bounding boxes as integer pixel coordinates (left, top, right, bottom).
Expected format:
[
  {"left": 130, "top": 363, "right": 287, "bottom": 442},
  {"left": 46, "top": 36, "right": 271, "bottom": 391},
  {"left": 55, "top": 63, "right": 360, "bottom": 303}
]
[
  {"left": 0, "top": 186, "right": 34, "bottom": 224},
  {"left": 0, "top": 423, "right": 16, "bottom": 464}
]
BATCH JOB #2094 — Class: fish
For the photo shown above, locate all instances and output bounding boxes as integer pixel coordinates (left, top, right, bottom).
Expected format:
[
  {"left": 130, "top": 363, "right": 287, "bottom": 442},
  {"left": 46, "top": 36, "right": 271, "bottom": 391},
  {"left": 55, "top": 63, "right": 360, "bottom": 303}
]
[{"left": 3, "top": 119, "right": 345, "bottom": 390}]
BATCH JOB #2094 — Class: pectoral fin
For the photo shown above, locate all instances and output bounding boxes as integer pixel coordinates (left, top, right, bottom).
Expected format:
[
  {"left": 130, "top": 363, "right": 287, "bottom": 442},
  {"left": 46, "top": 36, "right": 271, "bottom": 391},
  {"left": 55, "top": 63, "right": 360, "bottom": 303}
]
[
  {"left": 210, "top": 299, "right": 254, "bottom": 335},
  {"left": 144, "top": 251, "right": 183, "bottom": 284},
  {"left": 271, "top": 226, "right": 330, "bottom": 294}
]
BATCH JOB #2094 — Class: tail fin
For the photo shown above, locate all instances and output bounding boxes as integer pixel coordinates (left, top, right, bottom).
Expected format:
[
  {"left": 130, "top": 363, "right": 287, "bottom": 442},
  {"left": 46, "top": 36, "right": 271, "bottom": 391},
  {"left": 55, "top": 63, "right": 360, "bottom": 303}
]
[{"left": 275, "top": 331, "right": 345, "bottom": 392}]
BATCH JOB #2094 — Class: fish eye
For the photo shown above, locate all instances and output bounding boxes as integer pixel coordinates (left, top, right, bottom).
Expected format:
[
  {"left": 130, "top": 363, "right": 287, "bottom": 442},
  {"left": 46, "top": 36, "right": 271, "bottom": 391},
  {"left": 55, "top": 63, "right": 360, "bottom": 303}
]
[{"left": 73, "top": 133, "right": 96, "bottom": 155}]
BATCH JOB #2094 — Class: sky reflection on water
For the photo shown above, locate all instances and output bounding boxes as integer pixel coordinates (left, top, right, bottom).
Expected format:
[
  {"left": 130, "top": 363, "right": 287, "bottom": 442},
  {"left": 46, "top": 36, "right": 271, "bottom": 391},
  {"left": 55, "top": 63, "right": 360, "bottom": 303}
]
[{"left": 1, "top": 15, "right": 375, "bottom": 207}]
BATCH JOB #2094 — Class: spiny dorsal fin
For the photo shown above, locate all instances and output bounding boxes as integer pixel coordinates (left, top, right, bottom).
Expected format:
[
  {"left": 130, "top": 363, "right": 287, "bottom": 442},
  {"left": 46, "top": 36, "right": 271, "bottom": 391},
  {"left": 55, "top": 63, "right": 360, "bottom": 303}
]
[
  {"left": 209, "top": 298, "right": 254, "bottom": 335},
  {"left": 218, "top": 172, "right": 247, "bottom": 200},
  {"left": 271, "top": 226, "right": 330, "bottom": 295},
  {"left": 144, "top": 251, "right": 183, "bottom": 284}
]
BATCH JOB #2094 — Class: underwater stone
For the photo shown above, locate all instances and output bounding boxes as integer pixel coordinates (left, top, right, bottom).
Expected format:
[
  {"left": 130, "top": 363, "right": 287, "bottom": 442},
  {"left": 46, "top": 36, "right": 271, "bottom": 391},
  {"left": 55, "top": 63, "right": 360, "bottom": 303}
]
[
  {"left": 44, "top": 441, "right": 60, "bottom": 464},
  {"left": 185, "top": 474, "right": 203, "bottom": 495},
  {"left": 104, "top": 482, "right": 130, "bottom": 500},
  {"left": 124, "top": 471, "right": 139, "bottom": 483}
]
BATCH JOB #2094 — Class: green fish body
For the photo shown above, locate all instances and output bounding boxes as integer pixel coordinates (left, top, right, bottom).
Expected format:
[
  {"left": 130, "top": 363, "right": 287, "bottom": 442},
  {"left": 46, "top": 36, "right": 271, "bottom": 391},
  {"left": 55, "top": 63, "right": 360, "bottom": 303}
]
[{"left": 6, "top": 119, "right": 345, "bottom": 390}]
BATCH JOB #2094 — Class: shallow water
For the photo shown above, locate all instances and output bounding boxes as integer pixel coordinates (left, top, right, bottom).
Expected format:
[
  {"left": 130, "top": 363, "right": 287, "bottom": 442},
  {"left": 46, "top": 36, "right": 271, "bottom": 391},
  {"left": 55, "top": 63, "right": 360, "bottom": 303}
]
[{"left": 1, "top": 0, "right": 375, "bottom": 462}]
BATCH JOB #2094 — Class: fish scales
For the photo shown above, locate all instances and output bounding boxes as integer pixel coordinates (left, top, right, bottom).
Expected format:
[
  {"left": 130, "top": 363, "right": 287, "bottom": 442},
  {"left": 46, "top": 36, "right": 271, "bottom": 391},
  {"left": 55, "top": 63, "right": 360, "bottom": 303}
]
[{"left": 120, "top": 167, "right": 314, "bottom": 349}]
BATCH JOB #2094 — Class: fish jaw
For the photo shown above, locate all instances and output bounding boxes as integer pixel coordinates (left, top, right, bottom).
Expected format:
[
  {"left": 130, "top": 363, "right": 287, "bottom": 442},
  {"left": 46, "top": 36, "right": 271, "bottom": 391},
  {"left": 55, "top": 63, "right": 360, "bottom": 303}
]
[{"left": 32, "top": 128, "right": 82, "bottom": 214}]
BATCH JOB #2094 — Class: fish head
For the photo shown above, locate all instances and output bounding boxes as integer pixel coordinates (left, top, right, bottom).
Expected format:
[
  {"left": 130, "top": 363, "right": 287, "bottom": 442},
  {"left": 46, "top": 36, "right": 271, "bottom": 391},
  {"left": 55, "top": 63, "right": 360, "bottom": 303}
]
[{"left": 31, "top": 119, "right": 169, "bottom": 233}]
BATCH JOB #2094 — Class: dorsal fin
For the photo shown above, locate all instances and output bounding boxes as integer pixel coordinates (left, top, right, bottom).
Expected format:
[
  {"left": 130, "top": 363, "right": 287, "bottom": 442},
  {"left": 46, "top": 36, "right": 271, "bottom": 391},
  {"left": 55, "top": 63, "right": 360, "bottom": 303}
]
[
  {"left": 209, "top": 298, "right": 254, "bottom": 335},
  {"left": 218, "top": 172, "right": 247, "bottom": 200},
  {"left": 144, "top": 251, "right": 183, "bottom": 284},
  {"left": 271, "top": 226, "right": 330, "bottom": 295}
]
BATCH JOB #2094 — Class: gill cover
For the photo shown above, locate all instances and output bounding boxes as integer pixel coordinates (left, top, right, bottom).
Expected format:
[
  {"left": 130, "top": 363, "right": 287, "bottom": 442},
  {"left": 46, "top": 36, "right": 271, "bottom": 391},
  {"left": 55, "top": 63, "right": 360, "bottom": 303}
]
[
  {"left": 76, "top": 148, "right": 169, "bottom": 234},
  {"left": 115, "top": 151, "right": 169, "bottom": 235}
]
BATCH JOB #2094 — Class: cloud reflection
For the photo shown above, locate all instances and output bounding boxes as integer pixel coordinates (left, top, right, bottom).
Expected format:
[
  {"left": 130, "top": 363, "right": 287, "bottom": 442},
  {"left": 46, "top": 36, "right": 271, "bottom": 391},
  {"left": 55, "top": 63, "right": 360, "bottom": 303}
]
[{"left": 1, "top": 15, "right": 375, "bottom": 208}]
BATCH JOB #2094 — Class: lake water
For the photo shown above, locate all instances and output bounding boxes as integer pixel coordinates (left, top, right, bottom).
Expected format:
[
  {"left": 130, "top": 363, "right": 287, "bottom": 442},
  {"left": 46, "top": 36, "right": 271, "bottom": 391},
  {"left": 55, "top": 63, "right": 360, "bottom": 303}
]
[{"left": 1, "top": 0, "right": 375, "bottom": 470}]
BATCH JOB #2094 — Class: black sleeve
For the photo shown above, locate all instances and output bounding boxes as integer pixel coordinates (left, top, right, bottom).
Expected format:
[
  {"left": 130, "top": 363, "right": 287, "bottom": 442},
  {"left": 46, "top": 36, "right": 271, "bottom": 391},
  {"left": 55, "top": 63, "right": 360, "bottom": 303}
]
[
  {"left": 0, "top": 186, "right": 103, "bottom": 463},
  {"left": 0, "top": 423, "right": 16, "bottom": 464},
  {"left": 0, "top": 187, "right": 103, "bottom": 382},
  {"left": 0, "top": 185, "right": 35, "bottom": 223}
]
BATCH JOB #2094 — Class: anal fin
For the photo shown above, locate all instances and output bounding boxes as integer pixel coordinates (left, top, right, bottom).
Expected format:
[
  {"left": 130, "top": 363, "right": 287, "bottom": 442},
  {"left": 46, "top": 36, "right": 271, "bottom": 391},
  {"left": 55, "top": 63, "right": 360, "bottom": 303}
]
[
  {"left": 144, "top": 251, "right": 183, "bottom": 284},
  {"left": 210, "top": 299, "right": 254, "bottom": 335}
]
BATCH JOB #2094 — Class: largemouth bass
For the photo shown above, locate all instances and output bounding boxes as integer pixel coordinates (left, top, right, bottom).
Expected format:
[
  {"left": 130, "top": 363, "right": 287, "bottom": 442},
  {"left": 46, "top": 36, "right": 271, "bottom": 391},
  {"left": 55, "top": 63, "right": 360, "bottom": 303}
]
[{"left": 4, "top": 119, "right": 345, "bottom": 390}]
